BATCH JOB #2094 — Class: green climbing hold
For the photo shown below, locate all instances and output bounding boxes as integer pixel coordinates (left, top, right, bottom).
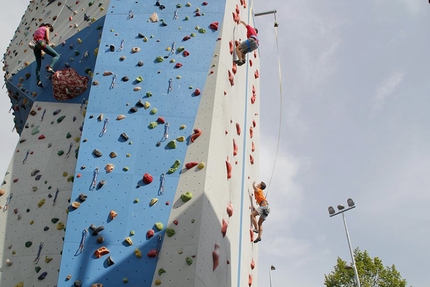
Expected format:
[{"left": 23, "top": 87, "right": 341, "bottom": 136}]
[
  {"left": 167, "top": 140, "right": 177, "bottom": 149},
  {"left": 150, "top": 108, "right": 157, "bottom": 115},
  {"left": 184, "top": 16, "right": 189, "bottom": 21},
  {"left": 67, "top": 176, "right": 74, "bottom": 182},
  {"left": 58, "top": 150, "right": 64, "bottom": 156},
  {"left": 155, "top": 222, "right": 164, "bottom": 231},
  {"left": 35, "top": 266, "right": 41, "bottom": 273},
  {"left": 74, "top": 50, "right": 80, "bottom": 56},
  {"left": 166, "top": 228, "right": 175, "bottom": 237},
  {"left": 198, "top": 28, "right": 207, "bottom": 34},
  {"left": 155, "top": 56, "right": 164, "bottom": 63},
  {"left": 177, "top": 46, "right": 185, "bottom": 53},
  {"left": 123, "top": 167, "right": 130, "bottom": 171},
  {"left": 130, "top": 230, "right": 135, "bottom": 236},
  {"left": 176, "top": 3, "right": 182, "bottom": 8},
  {"left": 158, "top": 268, "right": 166, "bottom": 275},
  {"left": 146, "top": 91, "right": 153, "bottom": 97},
  {"left": 66, "top": 132, "right": 72, "bottom": 139},
  {"left": 57, "top": 116, "right": 66, "bottom": 123},
  {"left": 167, "top": 159, "right": 181, "bottom": 174},
  {"left": 52, "top": 218, "right": 59, "bottom": 223},
  {"left": 133, "top": 198, "right": 139, "bottom": 203},
  {"left": 181, "top": 192, "right": 193, "bottom": 202},
  {"left": 31, "top": 126, "right": 40, "bottom": 135},
  {"left": 89, "top": 1, "right": 94, "bottom": 6},
  {"left": 190, "top": 33, "right": 196, "bottom": 37},
  {"left": 186, "top": 257, "right": 193, "bottom": 265},
  {"left": 123, "top": 278, "right": 129, "bottom": 283},
  {"left": 149, "top": 122, "right": 158, "bottom": 129},
  {"left": 180, "top": 124, "right": 186, "bottom": 130},
  {"left": 25, "top": 241, "right": 32, "bottom": 248}
]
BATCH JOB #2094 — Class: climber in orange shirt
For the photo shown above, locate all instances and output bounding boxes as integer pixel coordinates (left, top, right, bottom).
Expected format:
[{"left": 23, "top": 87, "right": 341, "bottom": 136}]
[{"left": 251, "top": 180, "right": 270, "bottom": 243}]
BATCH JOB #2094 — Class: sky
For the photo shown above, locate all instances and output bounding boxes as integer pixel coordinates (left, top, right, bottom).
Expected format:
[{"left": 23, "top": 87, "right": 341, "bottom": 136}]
[{"left": 2, "top": 1, "right": 429, "bottom": 287}]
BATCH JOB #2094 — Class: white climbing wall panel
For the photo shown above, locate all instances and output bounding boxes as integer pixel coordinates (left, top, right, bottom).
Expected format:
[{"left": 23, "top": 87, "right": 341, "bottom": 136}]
[{"left": 2, "top": 0, "right": 262, "bottom": 286}]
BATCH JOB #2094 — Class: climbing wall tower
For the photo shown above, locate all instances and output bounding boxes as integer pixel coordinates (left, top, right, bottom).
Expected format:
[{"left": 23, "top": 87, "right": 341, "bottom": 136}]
[{"left": 1, "top": 0, "right": 261, "bottom": 286}]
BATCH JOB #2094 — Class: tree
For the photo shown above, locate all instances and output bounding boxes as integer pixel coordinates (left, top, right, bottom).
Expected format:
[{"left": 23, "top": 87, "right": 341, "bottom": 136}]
[{"left": 324, "top": 248, "right": 409, "bottom": 287}]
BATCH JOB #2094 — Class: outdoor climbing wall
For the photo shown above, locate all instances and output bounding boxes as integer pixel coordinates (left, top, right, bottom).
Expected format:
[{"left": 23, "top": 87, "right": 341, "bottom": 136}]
[{"left": 2, "top": 0, "right": 262, "bottom": 287}]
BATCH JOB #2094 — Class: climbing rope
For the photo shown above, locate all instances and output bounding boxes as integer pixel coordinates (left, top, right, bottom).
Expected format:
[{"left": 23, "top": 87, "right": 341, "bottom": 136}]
[{"left": 265, "top": 12, "right": 283, "bottom": 197}]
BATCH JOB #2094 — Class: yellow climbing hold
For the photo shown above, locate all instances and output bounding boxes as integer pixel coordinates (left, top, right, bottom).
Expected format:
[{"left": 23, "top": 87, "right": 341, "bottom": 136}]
[
  {"left": 155, "top": 279, "right": 162, "bottom": 285},
  {"left": 15, "top": 282, "right": 24, "bottom": 287},
  {"left": 198, "top": 162, "right": 205, "bottom": 169},
  {"left": 150, "top": 198, "right": 158, "bottom": 206},
  {"left": 63, "top": 172, "right": 68, "bottom": 177},
  {"left": 38, "top": 199, "right": 46, "bottom": 208},
  {"left": 94, "top": 48, "right": 99, "bottom": 56},
  {"left": 134, "top": 248, "right": 142, "bottom": 258},
  {"left": 179, "top": 124, "right": 186, "bottom": 130},
  {"left": 176, "top": 136, "right": 185, "bottom": 142},
  {"left": 124, "top": 237, "right": 133, "bottom": 245},
  {"left": 45, "top": 256, "right": 53, "bottom": 263},
  {"left": 77, "top": 38, "right": 82, "bottom": 44},
  {"left": 57, "top": 222, "right": 65, "bottom": 230}
]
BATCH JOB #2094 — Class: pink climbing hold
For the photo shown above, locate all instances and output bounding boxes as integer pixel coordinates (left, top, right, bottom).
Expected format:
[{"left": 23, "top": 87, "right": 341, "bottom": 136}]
[
  {"left": 147, "top": 249, "right": 158, "bottom": 257},
  {"left": 233, "top": 139, "right": 238, "bottom": 156},
  {"left": 185, "top": 162, "right": 199, "bottom": 169},
  {"left": 143, "top": 173, "right": 153, "bottom": 184},
  {"left": 193, "top": 88, "right": 201, "bottom": 96},
  {"left": 232, "top": 62, "right": 237, "bottom": 74},
  {"left": 175, "top": 63, "right": 183, "bottom": 68},
  {"left": 248, "top": 274, "right": 253, "bottom": 286},
  {"left": 190, "top": 128, "right": 202, "bottom": 142},
  {"left": 226, "top": 202, "right": 233, "bottom": 217},
  {"left": 221, "top": 219, "right": 228, "bottom": 237},
  {"left": 251, "top": 258, "right": 255, "bottom": 269},
  {"left": 236, "top": 123, "right": 241, "bottom": 135},
  {"left": 254, "top": 70, "right": 259, "bottom": 79},
  {"left": 146, "top": 229, "right": 155, "bottom": 238},
  {"left": 209, "top": 22, "right": 219, "bottom": 31},
  {"left": 226, "top": 156, "right": 232, "bottom": 179},
  {"left": 212, "top": 243, "right": 220, "bottom": 271},
  {"left": 183, "top": 50, "right": 190, "bottom": 57}
]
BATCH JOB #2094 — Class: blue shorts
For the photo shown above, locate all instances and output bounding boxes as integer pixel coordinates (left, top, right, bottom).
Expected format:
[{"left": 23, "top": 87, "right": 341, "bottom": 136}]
[{"left": 239, "top": 38, "right": 259, "bottom": 54}]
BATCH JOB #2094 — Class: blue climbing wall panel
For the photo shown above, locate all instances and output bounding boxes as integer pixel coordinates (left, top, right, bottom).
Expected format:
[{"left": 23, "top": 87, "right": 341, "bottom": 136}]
[{"left": 58, "top": 0, "right": 226, "bottom": 286}]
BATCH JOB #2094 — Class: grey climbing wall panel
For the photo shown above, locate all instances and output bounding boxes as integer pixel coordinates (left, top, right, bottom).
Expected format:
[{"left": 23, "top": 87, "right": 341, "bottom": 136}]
[{"left": 1, "top": 0, "right": 262, "bottom": 286}]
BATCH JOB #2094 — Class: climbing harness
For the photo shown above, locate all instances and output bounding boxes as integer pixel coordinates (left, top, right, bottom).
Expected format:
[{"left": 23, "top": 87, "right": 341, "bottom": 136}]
[
  {"left": 53, "top": 188, "right": 59, "bottom": 206},
  {"left": 3, "top": 193, "right": 13, "bottom": 211},
  {"left": 158, "top": 173, "right": 165, "bottom": 195},
  {"left": 100, "top": 118, "right": 109, "bottom": 137},
  {"left": 33, "top": 242, "right": 44, "bottom": 263},
  {"left": 90, "top": 168, "right": 99, "bottom": 190}
]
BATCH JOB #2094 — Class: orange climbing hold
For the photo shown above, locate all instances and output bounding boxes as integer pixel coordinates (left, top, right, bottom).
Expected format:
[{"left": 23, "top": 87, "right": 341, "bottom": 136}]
[
  {"left": 228, "top": 70, "right": 234, "bottom": 86},
  {"left": 251, "top": 142, "right": 255, "bottom": 152},
  {"left": 221, "top": 219, "right": 228, "bottom": 237},
  {"left": 226, "top": 156, "right": 232, "bottom": 179},
  {"left": 94, "top": 246, "right": 110, "bottom": 258},
  {"left": 250, "top": 154, "right": 254, "bottom": 164},
  {"left": 212, "top": 243, "right": 220, "bottom": 271},
  {"left": 109, "top": 210, "right": 117, "bottom": 220},
  {"left": 235, "top": 4, "right": 240, "bottom": 14},
  {"left": 236, "top": 123, "right": 241, "bottom": 135},
  {"left": 226, "top": 202, "right": 233, "bottom": 217},
  {"left": 229, "top": 41, "right": 234, "bottom": 55},
  {"left": 190, "top": 128, "right": 202, "bottom": 143},
  {"left": 250, "top": 127, "right": 253, "bottom": 138},
  {"left": 248, "top": 274, "right": 253, "bottom": 286},
  {"left": 251, "top": 258, "right": 255, "bottom": 269},
  {"left": 233, "top": 139, "right": 238, "bottom": 156},
  {"left": 232, "top": 62, "right": 237, "bottom": 74}
]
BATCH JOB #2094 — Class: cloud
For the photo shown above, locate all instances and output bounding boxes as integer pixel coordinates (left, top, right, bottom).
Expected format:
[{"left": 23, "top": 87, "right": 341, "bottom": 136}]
[{"left": 371, "top": 70, "right": 403, "bottom": 113}]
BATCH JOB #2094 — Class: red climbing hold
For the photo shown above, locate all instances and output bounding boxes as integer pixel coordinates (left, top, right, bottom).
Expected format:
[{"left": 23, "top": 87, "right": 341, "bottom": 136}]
[
  {"left": 212, "top": 244, "right": 220, "bottom": 271},
  {"left": 185, "top": 162, "right": 199, "bottom": 169},
  {"left": 229, "top": 41, "right": 234, "bottom": 55},
  {"left": 251, "top": 258, "right": 255, "bottom": 269},
  {"left": 228, "top": 70, "right": 234, "bottom": 86},
  {"left": 146, "top": 229, "right": 155, "bottom": 238},
  {"left": 202, "top": 1, "right": 208, "bottom": 5},
  {"left": 254, "top": 50, "right": 257, "bottom": 58},
  {"left": 38, "top": 135, "right": 45, "bottom": 140},
  {"left": 235, "top": 4, "right": 240, "bottom": 14},
  {"left": 250, "top": 154, "right": 254, "bottom": 164},
  {"left": 173, "top": 220, "right": 178, "bottom": 225},
  {"left": 209, "top": 22, "right": 219, "bottom": 31},
  {"left": 157, "top": 117, "right": 165, "bottom": 124},
  {"left": 143, "top": 173, "right": 153, "bottom": 184},
  {"left": 249, "top": 127, "right": 253, "bottom": 138},
  {"left": 248, "top": 274, "right": 253, "bottom": 286},
  {"left": 251, "top": 94, "right": 256, "bottom": 104},
  {"left": 221, "top": 219, "right": 228, "bottom": 237},
  {"left": 147, "top": 249, "right": 158, "bottom": 257},
  {"left": 183, "top": 35, "right": 191, "bottom": 41},
  {"left": 193, "top": 88, "right": 201, "bottom": 96},
  {"left": 190, "top": 128, "right": 202, "bottom": 142},
  {"left": 226, "top": 156, "right": 232, "bottom": 179},
  {"left": 183, "top": 50, "right": 190, "bottom": 57},
  {"left": 233, "top": 139, "right": 238, "bottom": 156},
  {"left": 251, "top": 141, "right": 255, "bottom": 152},
  {"left": 254, "top": 70, "right": 259, "bottom": 79},
  {"left": 175, "top": 63, "right": 183, "bottom": 68},
  {"left": 249, "top": 59, "right": 253, "bottom": 67},
  {"left": 252, "top": 119, "right": 256, "bottom": 128},
  {"left": 232, "top": 62, "right": 237, "bottom": 74},
  {"left": 226, "top": 202, "right": 233, "bottom": 217},
  {"left": 236, "top": 123, "right": 241, "bottom": 135}
]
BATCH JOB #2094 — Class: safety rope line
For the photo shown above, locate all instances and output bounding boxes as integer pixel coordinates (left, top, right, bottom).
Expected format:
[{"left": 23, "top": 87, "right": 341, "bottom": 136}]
[{"left": 265, "top": 13, "right": 283, "bottom": 198}]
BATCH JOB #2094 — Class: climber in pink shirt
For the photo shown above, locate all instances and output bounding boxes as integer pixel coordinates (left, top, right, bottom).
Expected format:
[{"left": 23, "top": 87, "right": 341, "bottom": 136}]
[{"left": 235, "top": 20, "right": 259, "bottom": 66}]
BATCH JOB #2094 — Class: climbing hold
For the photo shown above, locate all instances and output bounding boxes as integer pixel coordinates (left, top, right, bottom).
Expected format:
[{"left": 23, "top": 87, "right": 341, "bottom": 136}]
[
  {"left": 38, "top": 135, "right": 46, "bottom": 140},
  {"left": 166, "top": 228, "right": 175, "bottom": 237},
  {"left": 94, "top": 246, "right": 110, "bottom": 258},
  {"left": 105, "top": 164, "right": 114, "bottom": 173},
  {"left": 227, "top": 202, "right": 233, "bottom": 217},
  {"left": 150, "top": 108, "right": 157, "bottom": 115},
  {"left": 14, "top": 282, "right": 24, "bottom": 287},
  {"left": 121, "top": 76, "right": 129, "bottom": 82},
  {"left": 138, "top": 61, "right": 144, "bottom": 66},
  {"left": 146, "top": 229, "right": 155, "bottom": 238},
  {"left": 167, "top": 140, "right": 177, "bottom": 149},
  {"left": 52, "top": 218, "right": 59, "bottom": 223},
  {"left": 213, "top": 243, "right": 220, "bottom": 270},
  {"left": 143, "top": 173, "right": 153, "bottom": 184},
  {"left": 193, "top": 88, "right": 202, "bottom": 96},
  {"left": 121, "top": 133, "right": 129, "bottom": 141},
  {"left": 147, "top": 249, "right": 158, "bottom": 257},
  {"left": 25, "top": 241, "right": 32, "bottom": 248},
  {"left": 71, "top": 202, "right": 80, "bottom": 209},
  {"left": 254, "top": 70, "right": 259, "bottom": 79},
  {"left": 183, "top": 35, "right": 191, "bottom": 41},
  {"left": 45, "top": 256, "right": 53, "bottom": 263},
  {"left": 155, "top": 56, "right": 164, "bottom": 62},
  {"left": 210, "top": 22, "right": 219, "bottom": 30},
  {"left": 97, "top": 236, "right": 104, "bottom": 244},
  {"left": 185, "top": 162, "right": 198, "bottom": 169},
  {"left": 116, "top": 115, "right": 125, "bottom": 121},
  {"left": 198, "top": 162, "right": 205, "bottom": 169},
  {"left": 38, "top": 271, "right": 48, "bottom": 280},
  {"left": 57, "top": 222, "right": 65, "bottom": 230},
  {"left": 180, "top": 124, "right": 186, "bottom": 130},
  {"left": 236, "top": 123, "right": 241, "bottom": 135},
  {"left": 90, "top": 224, "right": 105, "bottom": 236},
  {"left": 150, "top": 198, "right": 158, "bottom": 206},
  {"left": 221, "top": 219, "right": 228, "bottom": 237},
  {"left": 167, "top": 159, "right": 181, "bottom": 174},
  {"left": 173, "top": 220, "right": 179, "bottom": 225},
  {"left": 109, "top": 210, "right": 117, "bottom": 220},
  {"left": 252, "top": 142, "right": 255, "bottom": 152},
  {"left": 66, "top": 132, "right": 72, "bottom": 139},
  {"left": 228, "top": 70, "right": 234, "bottom": 86},
  {"left": 135, "top": 76, "right": 143, "bottom": 82},
  {"left": 32, "top": 126, "right": 40, "bottom": 135},
  {"left": 176, "top": 136, "right": 185, "bottom": 142},
  {"left": 250, "top": 154, "right": 254, "bottom": 164},
  {"left": 186, "top": 257, "right": 193, "bottom": 265},
  {"left": 175, "top": 63, "right": 183, "bottom": 68},
  {"left": 124, "top": 237, "right": 133, "bottom": 245},
  {"left": 250, "top": 127, "right": 253, "bottom": 138},
  {"left": 35, "top": 266, "right": 41, "bottom": 272},
  {"left": 155, "top": 222, "right": 164, "bottom": 231},
  {"left": 226, "top": 157, "right": 232, "bottom": 179},
  {"left": 134, "top": 248, "right": 142, "bottom": 258},
  {"left": 79, "top": 194, "right": 87, "bottom": 202},
  {"left": 93, "top": 149, "right": 102, "bottom": 157},
  {"left": 134, "top": 86, "right": 142, "bottom": 91},
  {"left": 155, "top": 280, "right": 162, "bottom": 285},
  {"left": 131, "top": 47, "right": 140, "bottom": 53},
  {"left": 190, "top": 128, "right": 202, "bottom": 142},
  {"left": 157, "top": 117, "right": 165, "bottom": 124},
  {"left": 150, "top": 12, "right": 159, "bottom": 22},
  {"left": 181, "top": 192, "right": 193, "bottom": 202},
  {"left": 233, "top": 139, "right": 238, "bottom": 156},
  {"left": 251, "top": 258, "right": 255, "bottom": 269}
]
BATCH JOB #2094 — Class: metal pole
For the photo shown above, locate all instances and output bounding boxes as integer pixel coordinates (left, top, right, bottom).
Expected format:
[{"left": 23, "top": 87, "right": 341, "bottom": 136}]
[
  {"left": 254, "top": 10, "right": 277, "bottom": 17},
  {"left": 342, "top": 213, "right": 361, "bottom": 287},
  {"left": 269, "top": 266, "right": 273, "bottom": 287}
]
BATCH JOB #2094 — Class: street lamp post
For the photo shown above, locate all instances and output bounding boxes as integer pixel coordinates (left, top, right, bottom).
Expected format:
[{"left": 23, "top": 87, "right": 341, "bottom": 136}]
[
  {"left": 328, "top": 198, "right": 361, "bottom": 287},
  {"left": 269, "top": 265, "right": 276, "bottom": 287}
]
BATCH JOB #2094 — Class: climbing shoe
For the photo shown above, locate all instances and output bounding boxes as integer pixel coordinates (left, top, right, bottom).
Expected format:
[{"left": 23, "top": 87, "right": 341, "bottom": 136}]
[
  {"left": 37, "top": 80, "right": 43, "bottom": 88},
  {"left": 253, "top": 229, "right": 258, "bottom": 233},
  {"left": 237, "top": 60, "right": 246, "bottom": 66},
  {"left": 253, "top": 237, "right": 262, "bottom": 243},
  {"left": 46, "top": 66, "right": 55, "bottom": 74}
]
